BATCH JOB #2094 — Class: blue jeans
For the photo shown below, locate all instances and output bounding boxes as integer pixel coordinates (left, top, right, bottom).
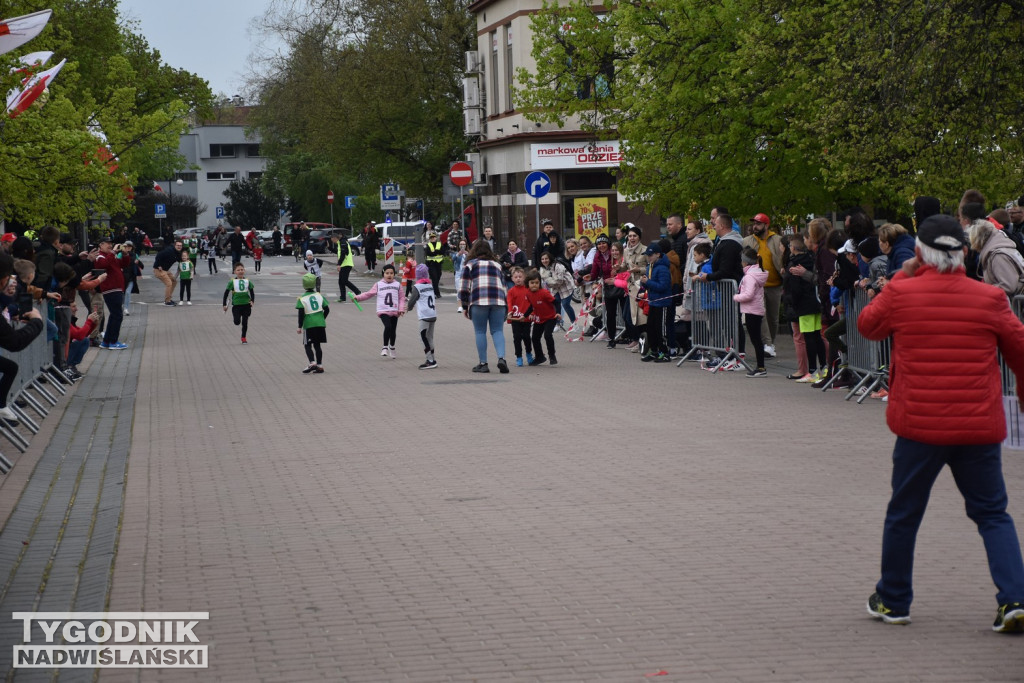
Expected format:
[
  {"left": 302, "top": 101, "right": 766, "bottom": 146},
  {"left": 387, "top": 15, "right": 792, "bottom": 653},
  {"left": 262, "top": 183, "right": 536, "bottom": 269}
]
[
  {"left": 877, "top": 437, "right": 1024, "bottom": 610},
  {"left": 469, "top": 305, "right": 506, "bottom": 364},
  {"left": 67, "top": 339, "right": 90, "bottom": 367},
  {"left": 555, "top": 293, "right": 576, "bottom": 323}
]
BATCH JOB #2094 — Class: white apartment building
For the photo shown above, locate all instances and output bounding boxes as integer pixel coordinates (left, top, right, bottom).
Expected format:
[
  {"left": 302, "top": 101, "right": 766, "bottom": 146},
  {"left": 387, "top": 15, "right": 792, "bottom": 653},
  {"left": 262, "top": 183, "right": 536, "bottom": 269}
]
[
  {"left": 160, "top": 105, "right": 267, "bottom": 230},
  {"left": 465, "top": 0, "right": 658, "bottom": 252}
]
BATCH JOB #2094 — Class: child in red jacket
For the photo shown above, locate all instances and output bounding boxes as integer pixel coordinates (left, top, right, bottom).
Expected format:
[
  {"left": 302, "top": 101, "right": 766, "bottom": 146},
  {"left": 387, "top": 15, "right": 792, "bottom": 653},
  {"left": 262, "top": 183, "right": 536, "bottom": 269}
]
[
  {"left": 66, "top": 302, "right": 99, "bottom": 378},
  {"left": 505, "top": 267, "right": 534, "bottom": 367},
  {"left": 525, "top": 269, "right": 562, "bottom": 366}
]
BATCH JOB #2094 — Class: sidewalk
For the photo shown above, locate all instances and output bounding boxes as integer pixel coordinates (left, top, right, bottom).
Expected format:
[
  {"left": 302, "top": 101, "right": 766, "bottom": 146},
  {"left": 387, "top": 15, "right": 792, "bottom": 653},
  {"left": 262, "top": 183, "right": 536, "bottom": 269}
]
[{"left": 1, "top": 267, "right": 1023, "bottom": 681}]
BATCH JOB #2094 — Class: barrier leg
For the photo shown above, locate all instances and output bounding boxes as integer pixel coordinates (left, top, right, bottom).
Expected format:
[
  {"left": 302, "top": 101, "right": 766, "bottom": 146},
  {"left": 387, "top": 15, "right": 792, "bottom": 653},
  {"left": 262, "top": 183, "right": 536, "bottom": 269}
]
[
  {"left": 30, "top": 378, "right": 58, "bottom": 406},
  {"left": 10, "top": 404, "right": 39, "bottom": 434},
  {"left": 0, "top": 420, "right": 29, "bottom": 452},
  {"left": 0, "top": 451, "right": 13, "bottom": 475},
  {"left": 39, "top": 368, "right": 67, "bottom": 396},
  {"left": 18, "top": 389, "right": 48, "bottom": 418}
]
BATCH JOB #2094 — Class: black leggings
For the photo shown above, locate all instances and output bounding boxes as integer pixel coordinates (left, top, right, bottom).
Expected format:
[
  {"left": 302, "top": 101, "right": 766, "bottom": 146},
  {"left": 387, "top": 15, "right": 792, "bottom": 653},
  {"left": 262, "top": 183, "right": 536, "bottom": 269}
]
[
  {"left": 531, "top": 319, "right": 557, "bottom": 360},
  {"left": 380, "top": 315, "right": 397, "bottom": 347},
  {"left": 0, "top": 356, "right": 17, "bottom": 408},
  {"left": 232, "top": 304, "right": 251, "bottom": 337},
  {"left": 208, "top": 257, "right": 217, "bottom": 274},
  {"left": 304, "top": 341, "right": 323, "bottom": 364},
  {"left": 179, "top": 280, "right": 192, "bottom": 301},
  {"left": 743, "top": 313, "right": 765, "bottom": 369},
  {"left": 804, "top": 328, "right": 827, "bottom": 371},
  {"left": 510, "top": 320, "right": 533, "bottom": 357},
  {"left": 254, "top": 259, "right": 261, "bottom": 272}
]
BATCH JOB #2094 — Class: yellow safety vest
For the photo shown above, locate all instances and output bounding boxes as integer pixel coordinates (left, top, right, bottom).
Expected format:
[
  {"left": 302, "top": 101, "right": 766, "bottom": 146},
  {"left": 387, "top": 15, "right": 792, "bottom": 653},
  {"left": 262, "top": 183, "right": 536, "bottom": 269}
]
[
  {"left": 337, "top": 241, "right": 353, "bottom": 268},
  {"left": 426, "top": 241, "right": 444, "bottom": 263}
]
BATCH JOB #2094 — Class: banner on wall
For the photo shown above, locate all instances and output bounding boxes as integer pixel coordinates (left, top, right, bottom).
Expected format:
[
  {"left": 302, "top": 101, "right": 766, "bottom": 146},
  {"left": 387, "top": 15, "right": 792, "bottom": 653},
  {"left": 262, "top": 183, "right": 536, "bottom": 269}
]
[{"left": 574, "top": 197, "right": 609, "bottom": 241}]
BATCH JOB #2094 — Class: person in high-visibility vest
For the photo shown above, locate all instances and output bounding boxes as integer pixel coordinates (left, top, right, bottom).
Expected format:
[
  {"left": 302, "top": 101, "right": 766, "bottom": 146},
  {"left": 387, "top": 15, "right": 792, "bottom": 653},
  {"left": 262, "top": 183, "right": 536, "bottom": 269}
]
[
  {"left": 331, "top": 234, "right": 361, "bottom": 302},
  {"left": 424, "top": 231, "right": 445, "bottom": 298}
]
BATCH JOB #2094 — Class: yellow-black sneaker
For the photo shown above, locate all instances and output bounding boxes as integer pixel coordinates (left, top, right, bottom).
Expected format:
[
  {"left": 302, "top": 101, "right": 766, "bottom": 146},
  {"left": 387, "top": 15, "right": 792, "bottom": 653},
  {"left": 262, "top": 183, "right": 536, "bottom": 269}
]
[
  {"left": 992, "top": 602, "right": 1024, "bottom": 633},
  {"left": 867, "top": 592, "right": 910, "bottom": 625}
]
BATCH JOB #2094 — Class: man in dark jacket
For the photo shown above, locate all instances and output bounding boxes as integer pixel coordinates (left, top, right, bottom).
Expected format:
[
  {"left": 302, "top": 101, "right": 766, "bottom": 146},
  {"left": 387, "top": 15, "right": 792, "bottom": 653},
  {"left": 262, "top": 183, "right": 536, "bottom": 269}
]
[
  {"left": 153, "top": 239, "right": 183, "bottom": 306},
  {"left": 227, "top": 226, "right": 246, "bottom": 266},
  {"left": 698, "top": 213, "right": 746, "bottom": 360},
  {"left": 639, "top": 243, "right": 672, "bottom": 363},
  {"left": 533, "top": 219, "right": 564, "bottom": 267}
]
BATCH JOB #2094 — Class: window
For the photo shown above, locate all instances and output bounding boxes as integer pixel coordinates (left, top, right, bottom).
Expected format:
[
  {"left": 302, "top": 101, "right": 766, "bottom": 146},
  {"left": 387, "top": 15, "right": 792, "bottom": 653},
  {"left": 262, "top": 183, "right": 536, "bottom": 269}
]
[
  {"left": 175, "top": 172, "right": 197, "bottom": 182},
  {"left": 490, "top": 31, "right": 499, "bottom": 116},
  {"left": 245, "top": 144, "right": 261, "bottom": 157},
  {"left": 209, "top": 144, "right": 235, "bottom": 158},
  {"left": 505, "top": 24, "right": 514, "bottom": 113},
  {"left": 206, "top": 172, "right": 237, "bottom": 181},
  {"left": 248, "top": 171, "right": 263, "bottom": 180}
]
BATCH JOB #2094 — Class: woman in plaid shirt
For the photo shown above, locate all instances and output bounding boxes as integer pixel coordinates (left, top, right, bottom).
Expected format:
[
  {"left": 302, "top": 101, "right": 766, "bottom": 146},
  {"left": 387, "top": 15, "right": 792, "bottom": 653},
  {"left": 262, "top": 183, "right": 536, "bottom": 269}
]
[{"left": 459, "top": 240, "right": 510, "bottom": 374}]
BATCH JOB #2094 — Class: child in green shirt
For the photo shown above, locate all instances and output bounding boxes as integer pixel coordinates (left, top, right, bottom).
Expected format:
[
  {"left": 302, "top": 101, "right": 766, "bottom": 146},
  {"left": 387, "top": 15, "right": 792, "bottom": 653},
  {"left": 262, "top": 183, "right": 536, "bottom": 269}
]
[
  {"left": 177, "top": 249, "right": 194, "bottom": 305},
  {"left": 297, "top": 272, "right": 330, "bottom": 373},
  {"left": 222, "top": 263, "right": 254, "bottom": 343}
]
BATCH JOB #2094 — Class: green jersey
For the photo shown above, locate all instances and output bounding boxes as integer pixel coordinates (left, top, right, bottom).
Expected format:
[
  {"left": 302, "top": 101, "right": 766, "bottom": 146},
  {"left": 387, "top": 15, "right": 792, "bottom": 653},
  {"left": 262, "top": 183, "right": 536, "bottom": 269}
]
[
  {"left": 296, "top": 291, "right": 328, "bottom": 328},
  {"left": 225, "top": 277, "right": 253, "bottom": 305},
  {"left": 179, "top": 260, "right": 193, "bottom": 280}
]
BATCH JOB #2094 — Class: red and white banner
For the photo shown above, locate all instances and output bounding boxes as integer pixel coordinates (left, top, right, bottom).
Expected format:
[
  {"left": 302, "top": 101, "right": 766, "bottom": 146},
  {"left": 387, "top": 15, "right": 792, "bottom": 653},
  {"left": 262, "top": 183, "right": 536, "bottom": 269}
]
[
  {"left": 5, "top": 58, "right": 65, "bottom": 117},
  {"left": 0, "top": 10, "right": 52, "bottom": 57}
]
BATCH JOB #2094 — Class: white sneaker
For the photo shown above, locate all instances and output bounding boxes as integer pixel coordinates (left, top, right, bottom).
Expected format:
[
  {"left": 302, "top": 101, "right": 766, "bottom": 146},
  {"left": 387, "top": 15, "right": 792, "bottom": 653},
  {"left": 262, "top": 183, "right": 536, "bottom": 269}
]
[
  {"left": 594, "top": 330, "right": 609, "bottom": 341},
  {"left": 457, "top": 307, "right": 464, "bottom": 312},
  {"left": 387, "top": 346, "right": 395, "bottom": 359},
  {"left": 0, "top": 406, "right": 18, "bottom": 422},
  {"left": 178, "top": 301, "right": 184, "bottom": 306},
  {"left": 381, "top": 347, "right": 388, "bottom": 357},
  {"left": 764, "top": 344, "right": 776, "bottom": 358},
  {"left": 186, "top": 301, "right": 192, "bottom": 306},
  {"left": 123, "top": 307, "right": 129, "bottom": 315}
]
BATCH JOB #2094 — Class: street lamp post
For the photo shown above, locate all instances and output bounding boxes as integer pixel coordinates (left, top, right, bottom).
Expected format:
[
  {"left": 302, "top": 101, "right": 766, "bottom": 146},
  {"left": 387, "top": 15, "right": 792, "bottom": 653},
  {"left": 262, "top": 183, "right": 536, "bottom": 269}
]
[{"left": 167, "top": 176, "right": 183, "bottom": 235}]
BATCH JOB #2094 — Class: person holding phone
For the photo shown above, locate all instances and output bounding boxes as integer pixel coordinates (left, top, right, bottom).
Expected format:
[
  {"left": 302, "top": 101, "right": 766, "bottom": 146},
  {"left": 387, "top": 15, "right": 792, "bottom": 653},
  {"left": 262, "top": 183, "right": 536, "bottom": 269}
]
[
  {"left": 0, "top": 252, "right": 44, "bottom": 421},
  {"left": 91, "top": 237, "right": 127, "bottom": 350}
]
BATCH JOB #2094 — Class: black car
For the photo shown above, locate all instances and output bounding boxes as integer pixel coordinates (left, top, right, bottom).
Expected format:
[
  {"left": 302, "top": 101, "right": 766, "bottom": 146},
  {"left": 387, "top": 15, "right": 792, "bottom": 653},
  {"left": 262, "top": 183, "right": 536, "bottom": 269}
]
[{"left": 307, "top": 228, "right": 349, "bottom": 254}]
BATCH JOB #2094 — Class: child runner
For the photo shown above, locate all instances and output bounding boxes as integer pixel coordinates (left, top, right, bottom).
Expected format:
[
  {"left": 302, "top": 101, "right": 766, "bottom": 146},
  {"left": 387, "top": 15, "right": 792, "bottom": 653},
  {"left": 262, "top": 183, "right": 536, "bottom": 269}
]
[
  {"left": 524, "top": 269, "right": 561, "bottom": 366},
  {"left": 297, "top": 272, "right": 329, "bottom": 373},
  {"left": 405, "top": 264, "right": 438, "bottom": 369},
  {"left": 222, "top": 263, "right": 254, "bottom": 343},
  {"left": 452, "top": 239, "right": 469, "bottom": 312},
  {"left": 253, "top": 242, "right": 264, "bottom": 273},
  {"left": 178, "top": 249, "right": 194, "bottom": 305},
  {"left": 505, "top": 267, "right": 534, "bottom": 366},
  {"left": 302, "top": 250, "right": 324, "bottom": 292},
  {"left": 354, "top": 263, "right": 404, "bottom": 358},
  {"left": 734, "top": 246, "right": 769, "bottom": 377},
  {"left": 401, "top": 254, "right": 418, "bottom": 298}
]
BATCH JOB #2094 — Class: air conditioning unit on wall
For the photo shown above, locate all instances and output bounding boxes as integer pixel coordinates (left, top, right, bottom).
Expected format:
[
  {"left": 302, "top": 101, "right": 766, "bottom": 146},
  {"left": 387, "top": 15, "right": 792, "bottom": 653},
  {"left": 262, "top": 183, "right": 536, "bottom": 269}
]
[
  {"left": 463, "top": 77, "right": 480, "bottom": 108},
  {"left": 464, "top": 109, "right": 482, "bottom": 136},
  {"left": 465, "top": 51, "right": 481, "bottom": 74}
]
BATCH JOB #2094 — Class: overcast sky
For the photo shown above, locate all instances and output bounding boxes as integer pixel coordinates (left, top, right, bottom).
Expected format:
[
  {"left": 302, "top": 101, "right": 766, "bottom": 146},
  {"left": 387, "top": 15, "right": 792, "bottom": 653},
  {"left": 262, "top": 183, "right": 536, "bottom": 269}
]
[{"left": 117, "top": 0, "right": 283, "bottom": 98}]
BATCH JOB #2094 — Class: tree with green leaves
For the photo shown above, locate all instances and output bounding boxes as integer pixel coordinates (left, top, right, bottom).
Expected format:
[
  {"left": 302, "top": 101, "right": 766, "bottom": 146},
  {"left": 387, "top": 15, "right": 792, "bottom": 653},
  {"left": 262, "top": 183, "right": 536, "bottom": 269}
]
[
  {"left": 0, "top": 0, "right": 213, "bottom": 228},
  {"left": 517, "top": 0, "right": 1024, "bottom": 219},
  {"left": 251, "top": 0, "right": 474, "bottom": 216},
  {"left": 223, "top": 177, "right": 281, "bottom": 231}
]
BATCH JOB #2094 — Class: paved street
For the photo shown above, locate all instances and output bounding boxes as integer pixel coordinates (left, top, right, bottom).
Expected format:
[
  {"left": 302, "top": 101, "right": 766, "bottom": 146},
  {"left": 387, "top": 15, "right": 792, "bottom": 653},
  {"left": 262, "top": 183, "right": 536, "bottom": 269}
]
[{"left": 2, "top": 254, "right": 1023, "bottom": 681}]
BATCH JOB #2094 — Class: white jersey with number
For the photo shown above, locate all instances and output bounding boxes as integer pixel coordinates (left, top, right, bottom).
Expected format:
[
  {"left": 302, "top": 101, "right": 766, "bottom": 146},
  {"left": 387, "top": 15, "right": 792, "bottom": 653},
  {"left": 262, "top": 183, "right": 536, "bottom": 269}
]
[
  {"left": 375, "top": 280, "right": 402, "bottom": 314},
  {"left": 413, "top": 282, "right": 436, "bottom": 320}
]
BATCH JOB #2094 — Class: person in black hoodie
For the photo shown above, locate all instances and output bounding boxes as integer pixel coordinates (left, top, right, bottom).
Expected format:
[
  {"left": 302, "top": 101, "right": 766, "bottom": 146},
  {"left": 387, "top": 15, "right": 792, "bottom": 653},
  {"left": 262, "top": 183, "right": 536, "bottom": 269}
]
[
  {"left": 783, "top": 234, "right": 825, "bottom": 381},
  {"left": 698, "top": 213, "right": 746, "bottom": 359},
  {"left": 0, "top": 251, "right": 44, "bottom": 422}
]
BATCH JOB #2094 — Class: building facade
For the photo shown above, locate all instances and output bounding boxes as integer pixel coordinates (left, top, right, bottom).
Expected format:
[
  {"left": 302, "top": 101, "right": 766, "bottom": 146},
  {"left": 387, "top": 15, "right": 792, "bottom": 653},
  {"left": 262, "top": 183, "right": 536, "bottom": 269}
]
[
  {"left": 465, "top": 0, "right": 659, "bottom": 256},
  {"left": 161, "top": 105, "right": 267, "bottom": 230}
]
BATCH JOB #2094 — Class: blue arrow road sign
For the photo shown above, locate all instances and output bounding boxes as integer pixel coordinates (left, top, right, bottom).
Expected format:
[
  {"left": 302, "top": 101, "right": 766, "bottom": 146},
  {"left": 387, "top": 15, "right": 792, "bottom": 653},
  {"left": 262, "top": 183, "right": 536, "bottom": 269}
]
[
  {"left": 525, "top": 171, "right": 551, "bottom": 199},
  {"left": 154, "top": 203, "right": 166, "bottom": 219},
  {"left": 345, "top": 195, "right": 357, "bottom": 209}
]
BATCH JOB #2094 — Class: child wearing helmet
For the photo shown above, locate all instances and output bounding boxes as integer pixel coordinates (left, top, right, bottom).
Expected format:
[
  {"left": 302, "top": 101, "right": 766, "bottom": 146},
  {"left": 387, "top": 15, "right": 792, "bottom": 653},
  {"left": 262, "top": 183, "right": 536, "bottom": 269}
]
[{"left": 297, "top": 272, "right": 330, "bottom": 373}]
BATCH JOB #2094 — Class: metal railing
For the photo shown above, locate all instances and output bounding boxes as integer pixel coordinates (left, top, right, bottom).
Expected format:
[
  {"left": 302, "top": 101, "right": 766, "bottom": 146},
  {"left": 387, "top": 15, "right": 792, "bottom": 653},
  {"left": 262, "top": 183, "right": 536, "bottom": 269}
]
[
  {"left": 1002, "top": 296, "right": 1024, "bottom": 449},
  {"left": 0, "top": 301, "right": 69, "bottom": 474},
  {"left": 676, "top": 279, "right": 752, "bottom": 373},
  {"left": 834, "top": 288, "right": 891, "bottom": 404}
]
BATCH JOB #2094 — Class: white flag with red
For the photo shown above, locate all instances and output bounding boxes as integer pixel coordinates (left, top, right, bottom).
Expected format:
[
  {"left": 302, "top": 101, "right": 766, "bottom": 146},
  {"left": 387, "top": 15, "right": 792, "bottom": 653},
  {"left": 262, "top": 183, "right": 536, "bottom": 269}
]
[
  {"left": 0, "top": 10, "right": 52, "bottom": 57},
  {"left": 5, "top": 58, "right": 65, "bottom": 117}
]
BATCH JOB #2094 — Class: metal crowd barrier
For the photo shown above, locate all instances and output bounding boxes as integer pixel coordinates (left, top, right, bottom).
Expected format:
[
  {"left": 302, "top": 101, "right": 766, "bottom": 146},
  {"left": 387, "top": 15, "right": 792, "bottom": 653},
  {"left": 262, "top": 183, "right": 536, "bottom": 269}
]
[
  {"left": 828, "top": 288, "right": 890, "bottom": 404},
  {"left": 676, "top": 279, "right": 752, "bottom": 373},
  {"left": 0, "top": 301, "right": 69, "bottom": 474},
  {"left": 1002, "top": 296, "right": 1024, "bottom": 450}
]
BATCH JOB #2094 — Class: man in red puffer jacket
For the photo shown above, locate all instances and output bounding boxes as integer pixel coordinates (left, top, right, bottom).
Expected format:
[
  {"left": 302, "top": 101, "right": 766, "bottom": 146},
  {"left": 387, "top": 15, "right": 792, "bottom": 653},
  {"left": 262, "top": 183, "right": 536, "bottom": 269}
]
[{"left": 858, "top": 214, "right": 1024, "bottom": 633}]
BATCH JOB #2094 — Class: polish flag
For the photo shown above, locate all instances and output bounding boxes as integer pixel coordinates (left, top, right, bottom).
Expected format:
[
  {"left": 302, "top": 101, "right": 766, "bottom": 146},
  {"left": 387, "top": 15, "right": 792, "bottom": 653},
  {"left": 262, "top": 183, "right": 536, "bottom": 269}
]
[
  {"left": 5, "top": 58, "right": 65, "bottom": 117},
  {"left": 153, "top": 182, "right": 164, "bottom": 193},
  {"left": 0, "top": 10, "right": 52, "bottom": 57}
]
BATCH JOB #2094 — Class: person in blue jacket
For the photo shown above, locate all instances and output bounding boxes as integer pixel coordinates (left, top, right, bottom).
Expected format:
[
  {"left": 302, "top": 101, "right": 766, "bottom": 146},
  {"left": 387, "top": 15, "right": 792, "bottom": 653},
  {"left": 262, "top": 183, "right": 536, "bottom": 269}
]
[{"left": 639, "top": 242, "right": 672, "bottom": 363}]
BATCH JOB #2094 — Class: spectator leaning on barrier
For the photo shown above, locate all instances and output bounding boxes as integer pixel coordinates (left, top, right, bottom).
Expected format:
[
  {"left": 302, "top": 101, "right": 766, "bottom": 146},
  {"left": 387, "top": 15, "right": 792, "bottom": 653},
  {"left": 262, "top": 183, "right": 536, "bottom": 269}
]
[
  {"left": 698, "top": 213, "right": 745, "bottom": 359},
  {"left": 858, "top": 214, "right": 1024, "bottom": 633},
  {"left": 680, "top": 220, "right": 711, "bottom": 354},
  {"left": 970, "top": 219, "right": 1024, "bottom": 298},
  {"left": 0, "top": 252, "right": 44, "bottom": 422},
  {"left": 742, "top": 213, "right": 784, "bottom": 357}
]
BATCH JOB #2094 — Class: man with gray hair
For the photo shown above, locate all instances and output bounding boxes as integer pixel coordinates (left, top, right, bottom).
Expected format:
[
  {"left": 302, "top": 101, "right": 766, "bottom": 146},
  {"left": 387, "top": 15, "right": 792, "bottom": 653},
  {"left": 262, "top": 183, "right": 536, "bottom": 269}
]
[{"left": 858, "top": 214, "right": 1024, "bottom": 633}]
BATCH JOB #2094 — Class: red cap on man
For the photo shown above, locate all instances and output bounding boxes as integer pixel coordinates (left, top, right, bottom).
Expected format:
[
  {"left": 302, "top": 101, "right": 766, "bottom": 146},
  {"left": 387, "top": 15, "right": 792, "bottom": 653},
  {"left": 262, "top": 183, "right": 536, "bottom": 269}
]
[{"left": 753, "top": 213, "right": 771, "bottom": 226}]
